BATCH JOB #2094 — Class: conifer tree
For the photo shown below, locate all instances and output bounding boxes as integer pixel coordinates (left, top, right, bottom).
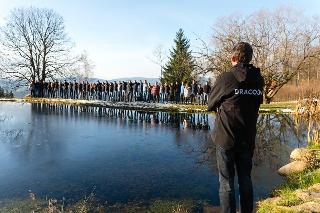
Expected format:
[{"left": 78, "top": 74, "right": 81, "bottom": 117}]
[{"left": 162, "top": 29, "right": 195, "bottom": 84}]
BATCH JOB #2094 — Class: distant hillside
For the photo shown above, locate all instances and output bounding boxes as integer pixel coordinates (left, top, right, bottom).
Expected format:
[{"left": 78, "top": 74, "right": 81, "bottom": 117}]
[
  {"left": 0, "top": 79, "right": 28, "bottom": 98},
  {"left": 109, "top": 77, "right": 159, "bottom": 83},
  {"left": 81, "top": 77, "right": 159, "bottom": 83}
]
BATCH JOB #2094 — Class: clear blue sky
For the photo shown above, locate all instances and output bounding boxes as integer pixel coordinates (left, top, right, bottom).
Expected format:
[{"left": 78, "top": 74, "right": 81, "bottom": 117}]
[{"left": 0, "top": 0, "right": 320, "bottom": 80}]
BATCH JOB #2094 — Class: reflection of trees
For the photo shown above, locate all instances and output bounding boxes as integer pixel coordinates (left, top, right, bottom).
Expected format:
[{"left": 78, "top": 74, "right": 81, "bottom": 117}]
[
  {"left": 180, "top": 113, "right": 309, "bottom": 171},
  {"left": 295, "top": 116, "right": 320, "bottom": 145},
  {"left": 186, "top": 132, "right": 217, "bottom": 170},
  {"left": 0, "top": 108, "right": 23, "bottom": 145},
  {"left": 254, "top": 114, "right": 306, "bottom": 169},
  {"left": 23, "top": 103, "right": 55, "bottom": 158},
  {"left": 0, "top": 114, "right": 12, "bottom": 122},
  {"left": 0, "top": 129, "right": 24, "bottom": 145},
  {"left": 307, "top": 119, "right": 320, "bottom": 145},
  {"left": 168, "top": 123, "right": 217, "bottom": 170}
]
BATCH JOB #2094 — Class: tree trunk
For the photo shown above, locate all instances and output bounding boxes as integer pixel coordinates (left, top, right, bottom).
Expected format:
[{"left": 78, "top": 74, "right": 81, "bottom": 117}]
[{"left": 264, "top": 96, "right": 272, "bottom": 104}]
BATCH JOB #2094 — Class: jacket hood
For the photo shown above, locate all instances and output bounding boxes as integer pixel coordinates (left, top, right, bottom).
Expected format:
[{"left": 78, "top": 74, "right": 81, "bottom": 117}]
[{"left": 231, "top": 63, "right": 261, "bottom": 84}]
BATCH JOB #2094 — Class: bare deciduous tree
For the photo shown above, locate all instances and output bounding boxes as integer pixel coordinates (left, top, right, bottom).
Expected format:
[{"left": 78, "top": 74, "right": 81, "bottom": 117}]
[
  {"left": 152, "top": 45, "right": 166, "bottom": 78},
  {"left": 0, "top": 7, "right": 76, "bottom": 83},
  {"left": 200, "top": 8, "right": 320, "bottom": 103},
  {"left": 69, "top": 50, "right": 95, "bottom": 81},
  {"left": 148, "top": 45, "right": 167, "bottom": 79}
]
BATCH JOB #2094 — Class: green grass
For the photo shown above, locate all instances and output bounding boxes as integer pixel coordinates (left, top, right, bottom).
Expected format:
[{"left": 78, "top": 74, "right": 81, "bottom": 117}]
[
  {"left": 148, "top": 199, "right": 198, "bottom": 213},
  {"left": 258, "top": 145, "right": 320, "bottom": 212},
  {"left": 275, "top": 188, "right": 303, "bottom": 207},
  {"left": 282, "top": 169, "right": 320, "bottom": 191},
  {"left": 257, "top": 204, "right": 296, "bottom": 213},
  {"left": 0, "top": 199, "right": 47, "bottom": 213},
  {"left": 257, "top": 169, "right": 320, "bottom": 212},
  {"left": 257, "top": 201, "right": 297, "bottom": 213},
  {"left": 0, "top": 198, "right": 201, "bottom": 213},
  {"left": 260, "top": 101, "right": 297, "bottom": 110},
  {"left": 171, "top": 101, "right": 297, "bottom": 113},
  {"left": 307, "top": 143, "right": 320, "bottom": 150}
]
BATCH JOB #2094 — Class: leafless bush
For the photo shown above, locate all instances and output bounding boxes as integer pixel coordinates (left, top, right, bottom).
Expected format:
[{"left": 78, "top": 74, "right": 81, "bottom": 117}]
[{"left": 197, "top": 7, "right": 320, "bottom": 103}]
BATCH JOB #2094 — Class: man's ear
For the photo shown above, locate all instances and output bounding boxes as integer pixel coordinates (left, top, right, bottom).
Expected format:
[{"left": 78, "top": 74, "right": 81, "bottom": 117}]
[
  {"left": 231, "top": 55, "right": 238, "bottom": 65},
  {"left": 231, "top": 55, "right": 237, "bottom": 63}
]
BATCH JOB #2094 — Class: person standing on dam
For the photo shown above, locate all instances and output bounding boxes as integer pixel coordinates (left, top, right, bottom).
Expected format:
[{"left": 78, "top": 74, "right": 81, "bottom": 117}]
[{"left": 208, "top": 42, "right": 264, "bottom": 213}]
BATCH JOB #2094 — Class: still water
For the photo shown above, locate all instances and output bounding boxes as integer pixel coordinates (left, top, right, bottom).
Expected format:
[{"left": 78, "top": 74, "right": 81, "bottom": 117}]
[{"left": 0, "top": 102, "right": 307, "bottom": 205}]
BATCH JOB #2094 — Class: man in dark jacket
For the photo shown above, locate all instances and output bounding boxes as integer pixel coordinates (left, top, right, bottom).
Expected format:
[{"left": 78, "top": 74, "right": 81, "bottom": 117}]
[{"left": 208, "top": 42, "right": 264, "bottom": 213}]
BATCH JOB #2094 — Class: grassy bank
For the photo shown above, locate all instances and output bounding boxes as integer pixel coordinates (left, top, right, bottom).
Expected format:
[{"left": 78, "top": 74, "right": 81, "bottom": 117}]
[
  {"left": 176, "top": 101, "right": 297, "bottom": 113},
  {"left": 257, "top": 146, "right": 320, "bottom": 213},
  {"left": 260, "top": 101, "right": 297, "bottom": 112},
  {"left": 0, "top": 97, "right": 297, "bottom": 113},
  {"left": 257, "top": 169, "right": 320, "bottom": 212},
  {"left": 0, "top": 197, "right": 205, "bottom": 213}
]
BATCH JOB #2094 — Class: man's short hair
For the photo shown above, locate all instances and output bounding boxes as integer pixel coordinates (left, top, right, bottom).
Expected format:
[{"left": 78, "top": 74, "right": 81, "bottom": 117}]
[{"left": 231, "top": 42, "right": 253, "bottom": 64}]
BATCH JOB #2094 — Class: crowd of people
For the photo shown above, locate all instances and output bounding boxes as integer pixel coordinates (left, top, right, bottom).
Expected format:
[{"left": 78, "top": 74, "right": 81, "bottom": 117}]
[{"left": 29, "top": 79, "right": 212, "bottom": 105}]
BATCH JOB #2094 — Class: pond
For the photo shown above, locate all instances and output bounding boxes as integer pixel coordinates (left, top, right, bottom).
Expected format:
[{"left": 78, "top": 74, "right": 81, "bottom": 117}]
[{"left": 0, "top": 102, "right": 308, "bottom": 206}]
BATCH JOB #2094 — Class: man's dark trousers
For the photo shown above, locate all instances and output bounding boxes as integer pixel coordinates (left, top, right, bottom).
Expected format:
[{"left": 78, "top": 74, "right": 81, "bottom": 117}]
[{"left": 216, "top": 145, "right": 254, "bottom": 213}]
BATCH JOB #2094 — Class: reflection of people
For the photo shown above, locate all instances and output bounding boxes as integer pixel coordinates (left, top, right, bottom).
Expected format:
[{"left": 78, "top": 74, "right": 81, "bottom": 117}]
[
  {"left": 183, "top": 119, "right": 191, "bottom": 128},
  {"left": 208, "top": 42, "right": 264, "bottom": 213}
]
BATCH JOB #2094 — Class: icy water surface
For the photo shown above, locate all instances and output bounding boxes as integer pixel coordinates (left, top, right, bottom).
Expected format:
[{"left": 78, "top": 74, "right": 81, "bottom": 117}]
[{"left": 0, "top": 102, "right": 308, "bottom": 205}]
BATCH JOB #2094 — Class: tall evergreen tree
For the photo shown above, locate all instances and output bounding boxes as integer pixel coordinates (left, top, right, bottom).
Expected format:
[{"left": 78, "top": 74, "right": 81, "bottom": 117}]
[{"left": 162, "top": 29, "right": 195, "bottom": 84}]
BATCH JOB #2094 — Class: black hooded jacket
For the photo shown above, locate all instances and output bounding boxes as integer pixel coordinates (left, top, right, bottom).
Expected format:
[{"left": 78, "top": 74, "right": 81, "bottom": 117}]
[{"left": 208, "top": 63, "right": 264, "bottom": 150}]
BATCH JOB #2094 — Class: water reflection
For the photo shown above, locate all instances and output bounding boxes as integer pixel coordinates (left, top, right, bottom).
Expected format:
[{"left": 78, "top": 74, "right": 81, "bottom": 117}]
[
  {"left": 0, "top": 102, "right": 312, "bottom": 205},
  {"left": 30, "top": 103, "right": 211, "bottom": 130},
  {"left": 0, "top": 102, "right": 218, "bottom": 204},
  {"left": 174, "top": 112, "right": 310, "bottom": 202},
  {"left": 184, "top": 113, "right": 309, "bottom": 171},
  {"left": 254, "top": 114, "right": 306, "bottom": 169}
]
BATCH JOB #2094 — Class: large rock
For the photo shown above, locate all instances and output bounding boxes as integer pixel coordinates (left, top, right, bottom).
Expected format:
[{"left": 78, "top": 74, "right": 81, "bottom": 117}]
[
  {"left": 296, "top": 190, "right": 320, "bottom": 202},
  {"left": 290, "top": 148, "right": 311, "bottom": 161},
  {"left": 309, "top": 183, "right": 320, "bottom": 191},
  {"left": 278, "top": 161, "right": 308, "bottom": 176},
  {"left": 293, "top": 201, "right": 320, "bottom": 213},
  {"left": 275, "top": 202, "right": 320, "bottom": 213}
]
